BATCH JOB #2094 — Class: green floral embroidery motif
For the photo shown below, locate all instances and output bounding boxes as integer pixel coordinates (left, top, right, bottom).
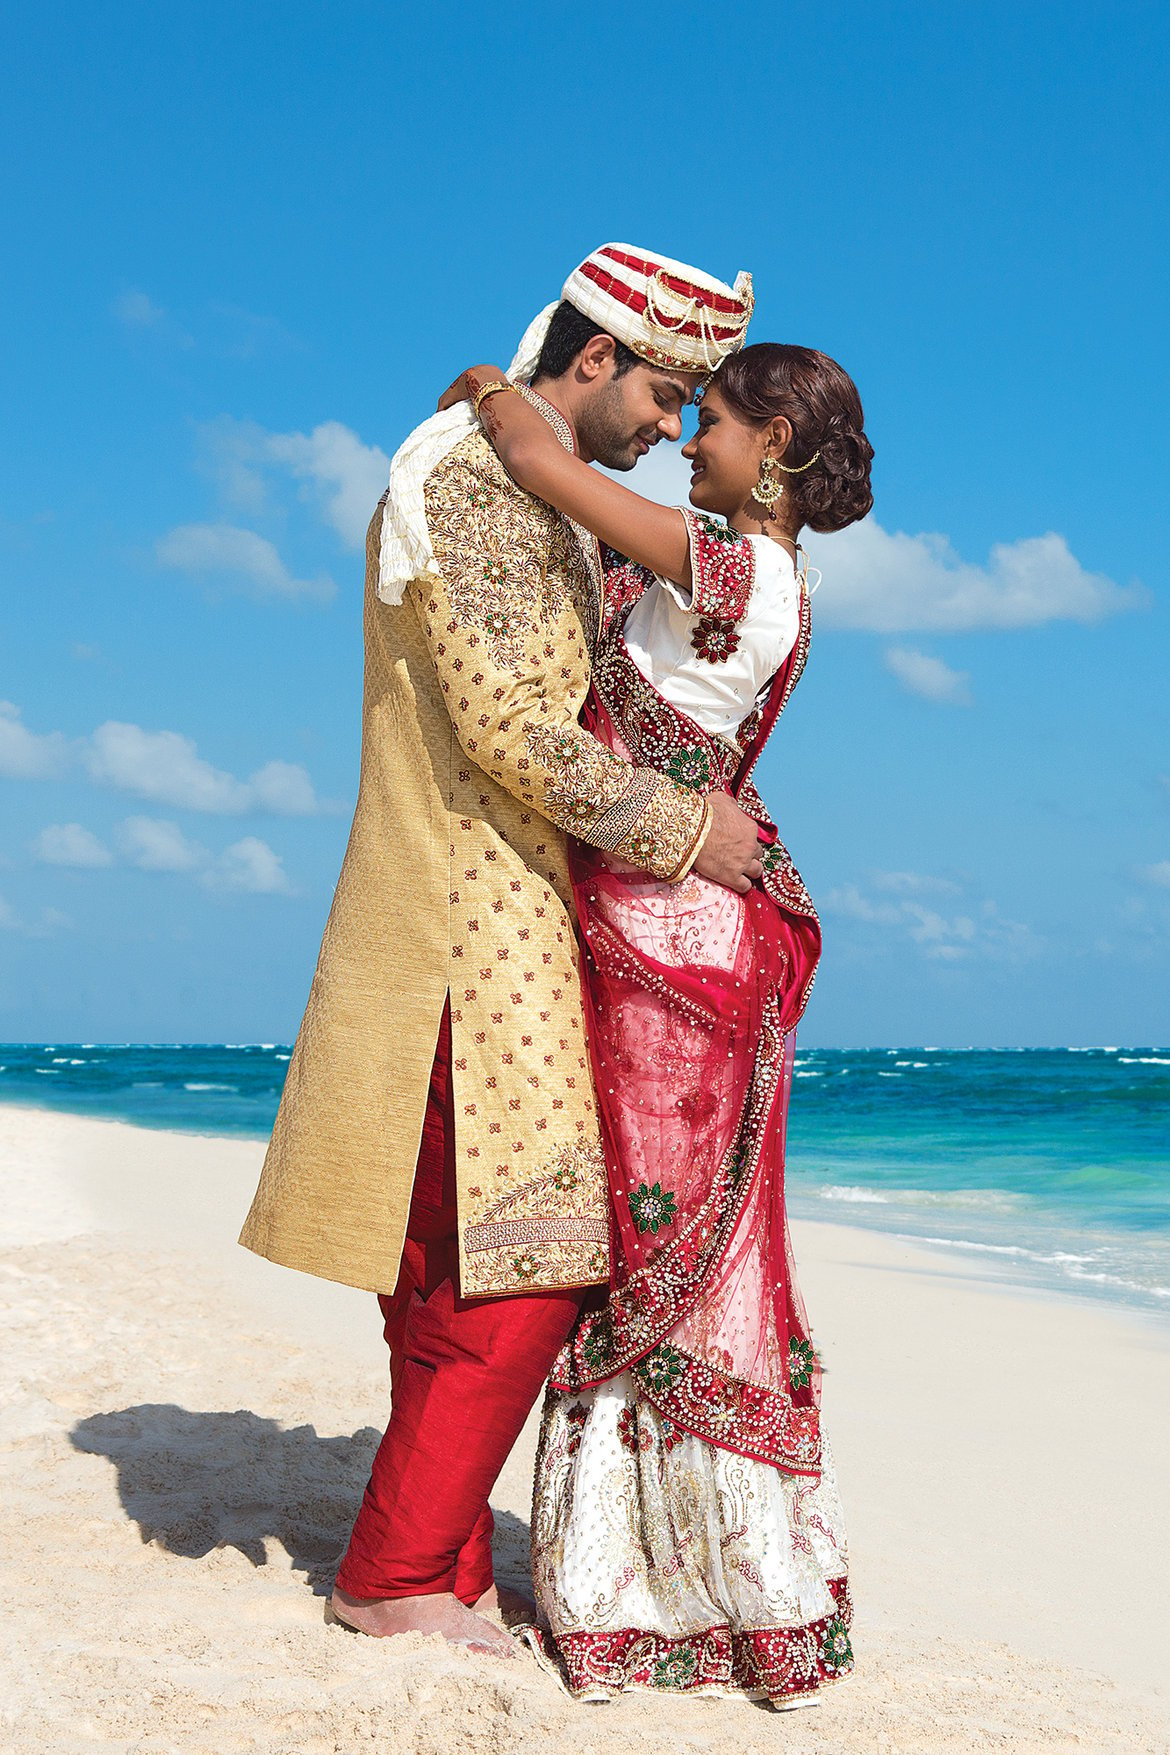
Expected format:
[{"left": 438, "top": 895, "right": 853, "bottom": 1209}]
[
  {"left": 788, "top": 1334, "right": 816, "bottom": 1391},
  {"left": 628, "top": 1181, "right": 678, "bottom": 1236},
  {"left": 586, "top": 1246, "right": 608, "bottom": 1279},
  {"left": 664, "top": 745, "right": 714, "bottom": 791},
  {"left": 821, "top": 1615, "right": 853, "bottom": 1674},
  {"left": 512, "top": 1251, "right": 538, "bottom": 1282},
  {"left": 483, "top": 560, "right": 508, "bottom": 586},
  {"left": 652, "top": 1647, "right": 697, "bottom": 1689},
  {"left": 552, "top": 1162, "right": 579, "bottom": 1192},
  {"left": 725, "top": 1138, "right": 751, "bottom": 1187},
  {"left": 637, "top": 1342, "right": 687, "bottom": 1395},
  {"left": 696, "top": 514, "right": 743, "bottom": 546},
  {"left": 581, "top": 1315, "right": 613, "bottom": 1372},
  {"left": 468, "top": 487, "right": 495, "bottom": 510}
]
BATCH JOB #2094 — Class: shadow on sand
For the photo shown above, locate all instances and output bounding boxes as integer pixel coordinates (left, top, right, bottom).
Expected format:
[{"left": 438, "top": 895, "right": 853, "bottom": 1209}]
[{"left": 70, "top": 1405, "right": 533, "bottom": 1597}]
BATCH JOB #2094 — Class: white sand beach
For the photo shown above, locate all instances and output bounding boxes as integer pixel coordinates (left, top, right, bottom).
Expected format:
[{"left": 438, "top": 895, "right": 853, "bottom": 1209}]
[{"left": 2, "top": 1100, "right": 1169, "bottom": 1754}]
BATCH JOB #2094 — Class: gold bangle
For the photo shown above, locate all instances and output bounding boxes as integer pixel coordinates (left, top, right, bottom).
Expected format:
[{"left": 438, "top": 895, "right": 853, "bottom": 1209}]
[{"left": 472, "top": 379, "right": 513, "bottom": 418}]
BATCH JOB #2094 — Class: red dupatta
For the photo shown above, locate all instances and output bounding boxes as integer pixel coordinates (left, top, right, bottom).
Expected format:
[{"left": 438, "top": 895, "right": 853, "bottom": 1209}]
[{"left": 550, "top": 579, "right": 825, "bottom": 1478}]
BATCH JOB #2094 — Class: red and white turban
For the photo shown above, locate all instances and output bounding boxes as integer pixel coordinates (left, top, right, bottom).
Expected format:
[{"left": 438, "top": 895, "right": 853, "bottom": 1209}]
[{"left": 562, "top": 244, "right": 754, "bottom": 373}]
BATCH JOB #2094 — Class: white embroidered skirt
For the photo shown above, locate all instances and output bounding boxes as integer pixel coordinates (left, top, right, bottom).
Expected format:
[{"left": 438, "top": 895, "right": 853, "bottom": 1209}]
[{"left": 525, "top": 1373, "right": 853, "bottom": 1703}]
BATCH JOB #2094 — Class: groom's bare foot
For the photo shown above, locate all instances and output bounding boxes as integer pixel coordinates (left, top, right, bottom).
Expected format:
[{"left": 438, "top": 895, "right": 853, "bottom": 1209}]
[
  {"left": 473, "top": 1582, "right": 536, "bottom": 1625},
  {"left": 329, "top": 1587, "right": 517, "bottom": 1656}
]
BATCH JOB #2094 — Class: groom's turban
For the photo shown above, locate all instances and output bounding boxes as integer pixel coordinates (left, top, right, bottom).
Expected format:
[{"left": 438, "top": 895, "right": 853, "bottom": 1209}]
[{"left": 561, "top": 243, "right": 754, "bottom": 374}]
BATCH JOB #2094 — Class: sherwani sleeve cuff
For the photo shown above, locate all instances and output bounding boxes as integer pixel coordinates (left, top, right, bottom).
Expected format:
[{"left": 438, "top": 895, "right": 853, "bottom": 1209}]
[{"left": 665, "top": 796, "right": 713, "bottom": 883}]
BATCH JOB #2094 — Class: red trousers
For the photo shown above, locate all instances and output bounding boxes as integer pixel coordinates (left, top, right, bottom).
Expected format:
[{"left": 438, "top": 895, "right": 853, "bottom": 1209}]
[{"left": 334, "top": 1002, "right": 581, "bottom": 1602}]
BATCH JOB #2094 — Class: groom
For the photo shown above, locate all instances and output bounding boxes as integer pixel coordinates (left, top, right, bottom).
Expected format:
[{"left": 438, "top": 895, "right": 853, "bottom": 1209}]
[{"left": 239, "top": 244, "right": 761, "bottom": 1653}]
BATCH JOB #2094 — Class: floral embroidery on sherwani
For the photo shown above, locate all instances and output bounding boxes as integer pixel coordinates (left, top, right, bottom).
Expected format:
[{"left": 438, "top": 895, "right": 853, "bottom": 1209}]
[{"left": 420, "top": 432, "right": 707, "bottom": 883}]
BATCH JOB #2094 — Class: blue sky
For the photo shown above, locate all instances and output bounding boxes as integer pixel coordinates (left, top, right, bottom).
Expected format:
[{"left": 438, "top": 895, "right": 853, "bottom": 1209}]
[{"left": 2, "top": 1, "right": 1167, "bottom": 1046}]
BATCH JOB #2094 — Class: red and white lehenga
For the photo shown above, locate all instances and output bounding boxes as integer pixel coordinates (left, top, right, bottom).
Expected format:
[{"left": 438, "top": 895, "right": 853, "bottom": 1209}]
[{"left": 525, "top": 511, "right": 853, "bottom": 1704}]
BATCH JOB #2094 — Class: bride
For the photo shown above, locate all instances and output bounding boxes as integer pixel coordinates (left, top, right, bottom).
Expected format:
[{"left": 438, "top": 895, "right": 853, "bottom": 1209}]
[{"left": 448, "top": 340, "right": 873, "bottom": 1703}]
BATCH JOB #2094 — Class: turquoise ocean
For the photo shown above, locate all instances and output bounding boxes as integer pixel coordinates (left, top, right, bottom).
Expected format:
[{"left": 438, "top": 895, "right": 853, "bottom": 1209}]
[{"left": 2, "top": 1043, "right": 1167, "bottom": 1316}]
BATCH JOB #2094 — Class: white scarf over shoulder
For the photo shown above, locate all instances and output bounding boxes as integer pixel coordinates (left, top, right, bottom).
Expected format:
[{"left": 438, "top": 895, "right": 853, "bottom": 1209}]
[{"left": 377, "top": 303, "right": 557, "bottom": 605}]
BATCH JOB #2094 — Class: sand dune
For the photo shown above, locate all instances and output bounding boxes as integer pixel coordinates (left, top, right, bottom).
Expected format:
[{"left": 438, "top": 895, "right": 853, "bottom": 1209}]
[{"left": 2, "top": 1102, "right": 1168, "bottom": 1754}]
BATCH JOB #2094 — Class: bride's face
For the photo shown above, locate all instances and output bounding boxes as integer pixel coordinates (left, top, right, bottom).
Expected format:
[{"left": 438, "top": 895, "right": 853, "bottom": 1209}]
[{"left": 681, "top": 385, "right": 764, "bottom": 516}]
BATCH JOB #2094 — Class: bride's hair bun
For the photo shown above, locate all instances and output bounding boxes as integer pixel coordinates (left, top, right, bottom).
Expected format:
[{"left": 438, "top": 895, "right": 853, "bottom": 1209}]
[{"left": 713, "top": 344, "right": 874, "bottom": 534}]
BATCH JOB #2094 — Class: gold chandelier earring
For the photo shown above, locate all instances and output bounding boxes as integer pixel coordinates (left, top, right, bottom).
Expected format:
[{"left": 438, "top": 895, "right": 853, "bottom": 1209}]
[{"left": 753, "top": 454, "right": 786, "bottom": 512}]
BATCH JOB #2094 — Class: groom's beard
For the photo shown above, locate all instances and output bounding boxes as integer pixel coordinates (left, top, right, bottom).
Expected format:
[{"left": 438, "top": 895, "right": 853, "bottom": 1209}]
[{"left": 577, "top": 378, "right": 657, "bottom": 471}]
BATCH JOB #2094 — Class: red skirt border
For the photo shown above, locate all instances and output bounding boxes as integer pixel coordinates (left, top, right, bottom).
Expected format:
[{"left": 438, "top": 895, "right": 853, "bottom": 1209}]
[{"left": 521, "top": 1576, "right": 853, "bottom": 1703}]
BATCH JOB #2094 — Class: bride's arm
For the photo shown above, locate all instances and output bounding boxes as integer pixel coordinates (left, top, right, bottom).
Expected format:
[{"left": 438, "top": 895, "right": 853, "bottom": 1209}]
[{"left": 445, "top": 365, "right": 692, "bottom": 589}]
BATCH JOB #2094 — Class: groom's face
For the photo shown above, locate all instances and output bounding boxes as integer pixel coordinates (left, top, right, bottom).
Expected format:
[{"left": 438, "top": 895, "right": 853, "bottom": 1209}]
[{"left": 578, "top": 362, "right": 703, "bottom": 471}]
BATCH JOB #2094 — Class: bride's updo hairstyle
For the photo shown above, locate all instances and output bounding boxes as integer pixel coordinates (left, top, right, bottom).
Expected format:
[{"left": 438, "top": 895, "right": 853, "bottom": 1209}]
[{"left": 713, "top": 344, "right": 874, "bottom": 532}]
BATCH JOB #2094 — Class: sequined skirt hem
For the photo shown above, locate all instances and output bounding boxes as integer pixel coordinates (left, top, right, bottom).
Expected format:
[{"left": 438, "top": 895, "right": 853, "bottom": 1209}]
[{"left": 519, "top": 1574, "right": 853, "bottom": 1704}]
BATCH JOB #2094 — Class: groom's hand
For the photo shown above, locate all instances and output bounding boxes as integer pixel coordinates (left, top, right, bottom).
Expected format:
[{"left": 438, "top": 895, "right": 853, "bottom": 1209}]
[{"left": 694, "top": 792, "right": 766, "bottom": 894}]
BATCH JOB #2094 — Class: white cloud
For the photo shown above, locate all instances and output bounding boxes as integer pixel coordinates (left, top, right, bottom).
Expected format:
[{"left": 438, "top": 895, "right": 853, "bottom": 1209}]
[
  {"left": 26, "top": 812, "right": 293, "bottom": 896},
  {"left": 196, "top": 418, "right": 270, "bottom": 514},
  {"left": 87, "top": 722, "right": 251, "bottom": 812},
  {"left": 204, "top": 302, "right": 300, "bottom": 363},
  {"left": 205, "top": 836, "right": 291, "bottom": 894},
  {"left": 111, "top": 818, "right": 292, "bottom": 894},
  {"left": 0, "top": 701, "right": 69, "bottom": 780},
  {"left": 112, "top": 288, "right": 193, "bottom": 349},
  {"left": 1, "top": 703, "right": 327, "bottom": 817},
  {"left": 809, "top": 523, "right": 1143, "bottom": 633},
  {"left": 823, "top": 879, "right": 1036, "bottom": 962},
  {"left": 1140, "top": 861, "right": 1170, "bottom": 888},
  {"left": 822, "top": 883, "right": 904, "bottom": 928},
  {"left": 622, "top": 443, "right": 1140, "bottom": 633},
  {"left": 0, "top": 893, "right": 71, "bottom": 937},
  {"left": 871, "top": 870, "right": 963, "bottom": 897},
  {"left": 113, "top": 288, "right": 166, "bottom": 328},
  {"left": 32, "top": 824, "right": 113, "bottom": 869},
  {"left": 884, "top": 646, "right": 973, "bottom": 705},
  {"left": 264, "top": 422, "right": 390, "bottom": 549},
  {"left": 118, "top": 816, "right": 207, "bottom": 873},
  {"left": 199, "top": 417, "right": 389, "bottom": 549},
  {"left": 247, "top": 760, "right": 321, "bottom": 815},
  {"left": 84, "top": 721, "right": 324, "bottom": 816},
  {"left": 156, "top": 522, "right": 334, "bottom": 602}
]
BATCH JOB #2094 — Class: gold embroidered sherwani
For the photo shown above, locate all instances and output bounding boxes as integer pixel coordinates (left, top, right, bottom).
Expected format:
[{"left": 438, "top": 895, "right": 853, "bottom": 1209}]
[{"left": 239, "top": 425, "right": 708, "bottom": 1297}]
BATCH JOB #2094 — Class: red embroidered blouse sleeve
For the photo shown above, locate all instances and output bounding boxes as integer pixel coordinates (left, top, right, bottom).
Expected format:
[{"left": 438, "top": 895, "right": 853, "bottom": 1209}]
[{"left": 680, "top": 508, "right": 756, "bottom": 623}]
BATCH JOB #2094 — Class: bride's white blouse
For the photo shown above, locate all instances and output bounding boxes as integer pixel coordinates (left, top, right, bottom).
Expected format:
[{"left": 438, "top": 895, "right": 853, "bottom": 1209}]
[{"left": 620, "top": 531, "right": 801, "bottom": 739}]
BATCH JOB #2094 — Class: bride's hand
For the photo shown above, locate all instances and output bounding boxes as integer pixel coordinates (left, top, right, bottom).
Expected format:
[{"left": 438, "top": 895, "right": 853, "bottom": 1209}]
[{"left": 436, "top": 365, "right": 505, "bottom": 414}]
